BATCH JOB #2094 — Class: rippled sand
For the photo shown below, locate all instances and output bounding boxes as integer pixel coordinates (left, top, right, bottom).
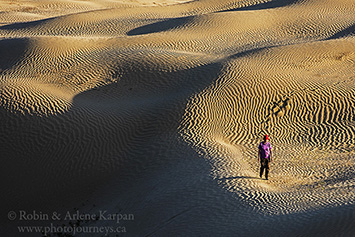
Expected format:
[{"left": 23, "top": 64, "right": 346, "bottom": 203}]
[{"left": 1, "top": 0, "right": 355, "bottom": 236}]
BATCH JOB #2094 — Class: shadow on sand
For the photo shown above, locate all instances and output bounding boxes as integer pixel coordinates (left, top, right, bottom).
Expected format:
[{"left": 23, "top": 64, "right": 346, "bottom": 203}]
[
  {"left": 217, "top": 176, "right": 260, "bottom": 181},
  {"left": 219, "top": 0, "right": 301, "bottom": 12}
]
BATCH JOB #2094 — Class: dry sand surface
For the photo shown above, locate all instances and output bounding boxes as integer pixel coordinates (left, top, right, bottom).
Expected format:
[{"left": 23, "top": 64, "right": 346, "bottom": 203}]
[{"left": 1, "top": 0, "right": 355, "bottom": 236}]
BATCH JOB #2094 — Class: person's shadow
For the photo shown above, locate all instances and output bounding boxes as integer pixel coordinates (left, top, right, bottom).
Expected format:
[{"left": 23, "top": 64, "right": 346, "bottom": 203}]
[{"left": 217, "top": 176, "right": 260, "bottom": 181}]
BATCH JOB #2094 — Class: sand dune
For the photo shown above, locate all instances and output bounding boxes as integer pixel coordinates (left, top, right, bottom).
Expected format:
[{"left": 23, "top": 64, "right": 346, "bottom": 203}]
[{"left": 1, "top": 0, "right": 355, "bottom": 236}]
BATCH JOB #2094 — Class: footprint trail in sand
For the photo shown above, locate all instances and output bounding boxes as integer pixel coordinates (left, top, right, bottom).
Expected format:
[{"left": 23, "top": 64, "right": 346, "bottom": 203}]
[{"left": 1, "top": 0, "right": 355, "bottom": 236}]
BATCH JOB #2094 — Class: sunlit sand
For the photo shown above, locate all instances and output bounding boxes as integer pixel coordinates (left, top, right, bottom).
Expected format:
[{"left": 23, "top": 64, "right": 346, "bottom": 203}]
[{"left": 1, "top": 0, "right": 355, "bottom": 236}]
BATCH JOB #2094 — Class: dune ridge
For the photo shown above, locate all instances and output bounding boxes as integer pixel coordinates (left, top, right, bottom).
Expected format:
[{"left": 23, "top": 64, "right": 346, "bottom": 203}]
[{"left": 1, "top": 0, "right": 355, "bottom": 236}]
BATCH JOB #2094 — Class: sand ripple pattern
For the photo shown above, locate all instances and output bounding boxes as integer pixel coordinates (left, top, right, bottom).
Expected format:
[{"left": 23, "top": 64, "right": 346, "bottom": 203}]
[{"left": 1, "top": 0, "right": 355, "bottom": 236}]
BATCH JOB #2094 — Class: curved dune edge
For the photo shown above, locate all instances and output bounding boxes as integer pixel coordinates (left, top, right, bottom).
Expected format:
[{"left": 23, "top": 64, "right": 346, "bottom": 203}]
[{"left": 1, "top": 0, "right": 355, "bottom": 236}]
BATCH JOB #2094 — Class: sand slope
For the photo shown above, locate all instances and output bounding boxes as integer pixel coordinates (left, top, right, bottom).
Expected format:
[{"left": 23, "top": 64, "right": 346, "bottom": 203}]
[{"left": 1, "top": 0, "right": 355, "bottom": 236}]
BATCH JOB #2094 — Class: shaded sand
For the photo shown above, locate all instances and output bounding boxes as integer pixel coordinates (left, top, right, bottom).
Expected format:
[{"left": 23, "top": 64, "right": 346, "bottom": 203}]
[{"left": 1, "top": 0, "right": 355, "bottom": 236}]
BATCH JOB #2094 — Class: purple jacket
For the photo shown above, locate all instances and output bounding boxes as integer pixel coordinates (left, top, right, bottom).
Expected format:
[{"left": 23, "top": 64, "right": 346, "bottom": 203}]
[{"left": 259, "top": 142, "right": 272, "bottom": 159}]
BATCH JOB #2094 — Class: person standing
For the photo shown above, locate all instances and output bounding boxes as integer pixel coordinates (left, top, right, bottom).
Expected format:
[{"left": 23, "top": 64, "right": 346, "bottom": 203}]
[{"left": 258, "top": 135, "right": 273, "bottom": 180}]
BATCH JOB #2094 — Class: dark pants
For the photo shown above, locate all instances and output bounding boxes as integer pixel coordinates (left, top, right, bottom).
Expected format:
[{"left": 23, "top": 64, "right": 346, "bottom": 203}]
[{"left": 260, "top": 158, "right": 270, "bottom": 179}]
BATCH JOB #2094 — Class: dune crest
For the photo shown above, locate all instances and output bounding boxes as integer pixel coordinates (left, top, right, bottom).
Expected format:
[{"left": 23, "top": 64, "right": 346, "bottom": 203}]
[{"left": 1, "top": 0, "right": 355, "bottom": 236}]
